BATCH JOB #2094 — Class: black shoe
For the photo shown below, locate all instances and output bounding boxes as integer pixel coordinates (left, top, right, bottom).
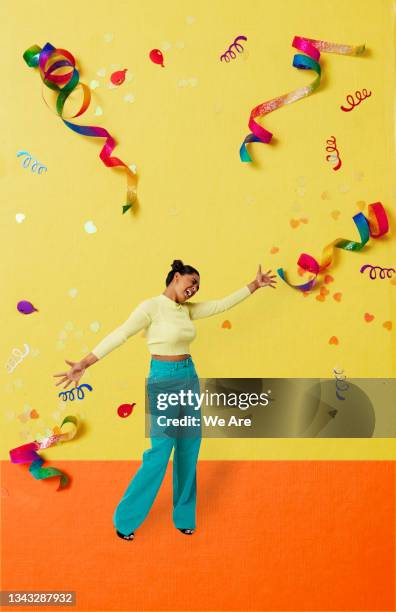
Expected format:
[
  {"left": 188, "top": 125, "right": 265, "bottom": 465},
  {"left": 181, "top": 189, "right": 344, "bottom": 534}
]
[
  {"left": 178, "top": 528, "right": 194, "bottom": 535},
  {"left": 116, "top": 529, "right": 135, "bottom": 540}
]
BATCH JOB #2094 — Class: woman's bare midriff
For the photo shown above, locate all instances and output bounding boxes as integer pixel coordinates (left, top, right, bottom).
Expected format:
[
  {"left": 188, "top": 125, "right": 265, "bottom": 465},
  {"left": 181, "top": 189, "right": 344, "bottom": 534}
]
[{"left": 151, "top": 354, "right": 191, "bottom": 362}]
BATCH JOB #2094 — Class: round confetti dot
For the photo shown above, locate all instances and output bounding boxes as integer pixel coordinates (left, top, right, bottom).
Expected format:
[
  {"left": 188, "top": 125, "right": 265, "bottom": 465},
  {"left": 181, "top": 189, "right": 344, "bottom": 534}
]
[
  {"left": 364, "top": 313, "right": 374, "bottom": 323},
  {"left": 329, "top": 336, "right": 339, "bottom": 345},
  {"left": 104, "top": 33, "right": 114, "bottom": 43},
  {"left": 97, "top": 68, "right": 106, "bottom": 77},
  {"left": 90, "top": 80, "right": 100, "bottom": 90},
  {"left": 15, "top": 213, "right": 26, "bottom": 223},
  {"left": 94, "top": 106, "right": 103, "bottom": 116},
  {"left": 90, "top": 321, "right": 101, "bottom": 333},
  {"left": 221, "top": 320, "right": 232, "bottom": 329},
  {"left": 84, "top": 220, "right": 97, "bottom": 234},
  {"left": 124, "top": 93, "right": 135, "bottom": 103},
  {"left": 68, "top": 288, "right": 78, "bottom": 298}
]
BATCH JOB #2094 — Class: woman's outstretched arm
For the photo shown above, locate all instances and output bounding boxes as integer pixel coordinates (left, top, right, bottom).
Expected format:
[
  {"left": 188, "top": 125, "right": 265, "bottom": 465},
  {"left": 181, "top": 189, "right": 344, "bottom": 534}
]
[{"left": 187, "top": 265, "right": 276, "bottom": 320}]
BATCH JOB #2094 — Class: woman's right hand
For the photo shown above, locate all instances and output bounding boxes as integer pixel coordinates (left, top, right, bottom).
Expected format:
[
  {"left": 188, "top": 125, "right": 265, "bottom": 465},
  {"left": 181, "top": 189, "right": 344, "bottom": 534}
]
[{"left": 53, "top": 359, "right": 86, "bottom": 389}]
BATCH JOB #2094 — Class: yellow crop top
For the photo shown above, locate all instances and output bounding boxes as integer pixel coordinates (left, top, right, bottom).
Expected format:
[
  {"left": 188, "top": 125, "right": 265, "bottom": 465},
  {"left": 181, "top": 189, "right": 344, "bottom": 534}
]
[{"left": 91, "top": 285, "right": 251, "bottom": 359}]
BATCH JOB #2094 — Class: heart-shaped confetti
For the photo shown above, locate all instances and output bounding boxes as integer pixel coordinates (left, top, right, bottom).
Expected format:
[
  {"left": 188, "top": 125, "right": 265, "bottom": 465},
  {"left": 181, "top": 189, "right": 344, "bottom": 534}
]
[
  {"left": 15, "top": 213, "right": 26, "bottom": 223},
  {"left": 383, "top": 321, "right": 392, "bottom": 330},
  {"left": 94, "top": 106, "right": 103, "bottom": 116},
  {"left": 290, "top": 219, "right": 300, "bottom": 228},
  {"left": 90, "top": 80, "right": 100, "bottom": 90},
  {"left": 316, "top": 294, "right": 325, "bottom": 302},
  {"left": 68, "top": 288, "right": 78, "bottom": 298},
  {"left": 319, "top": 286, "right": 329, "bottom": 296},
  {"left": 222, "top": 320, "right": 232, "bottom": 329},
  {"left": 329, "top": 336, "right": 339, "bottom": 345},
  {"left": 331, "top": 210, "right": 341, "bottom": 220},
  {"left": 324, "top": 274, "right": 334, "bottom": 284},
  {"left": 364, "top": 313, "right": 374, "bottom": 322},
  {"left": 90, "top": 321, "right": 101, "bottom": 333},
  {"left": 333, "top": 292, "right": 342, "bottom": 302},
  {"left": 84, "top": 220, "right": 97, "bottom": 234},
  {"left": 30, "top": 409, "right": 39, "bottom": 419},
  {"left": 270, "top": 247, "right": 279, "bottom": 254}
]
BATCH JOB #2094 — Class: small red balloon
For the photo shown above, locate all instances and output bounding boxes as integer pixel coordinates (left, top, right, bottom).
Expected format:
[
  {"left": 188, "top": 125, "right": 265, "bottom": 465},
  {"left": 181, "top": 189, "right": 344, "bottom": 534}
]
[
  {"left": 110, "top": 69, "right": 128, "bottom": 85},
  {"left": 149, "top": 49, "right": 165, "bottom": 67},
  {"left": 117, "top": 403, "right": 135, "bottom": 418}
]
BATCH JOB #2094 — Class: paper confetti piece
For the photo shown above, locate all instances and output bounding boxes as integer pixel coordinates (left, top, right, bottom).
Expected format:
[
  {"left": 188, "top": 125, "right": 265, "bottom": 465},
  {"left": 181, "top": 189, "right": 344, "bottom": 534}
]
[
  {"left": 90, "top": 321, "right": 100, "bottom": 332},
  {"left": 364, "top": 313, "right": 374, "bottom": 322},
  {"left": 222, "top": 320, "right": 232, "bottom": 329},
  {"left": 124, "top": 93, "right": 135, "bottom": 103},
  {"left": 383, "top": 321, "right": 392, "bottom": 330},
  {"left": 270, "top": 247, "right": 279, "bottom": 254},
  {"left": 104, "top": 33, "right": 114, "bottom": 43},
  {"left": 68, "top": 288, "right": 78, "bottom": 298},
  {"left": 240, "top": 36, "right": 365, "bottom": 163},
  {"left": 329, "top": 336, "right": 339, "bottom": 345},
  {"left": 30, "top": 409, "right": 39, "bottom": 419},
  {"left": 290, "top": 219, "right": 300, "bottom": 228},
  {"left": 316, "top": 294, "right": 325, "bottom": 302},
  {"left": 321, "top": 191, "right": 331, "bottom": 200},
  {"left": 186, "top": 16, "right": 195, "bottom": 24},
  {"left": 331, "top": 210, "right": 341, "bottom": 220},
  {"left": 333, "top": 292, "right": 342, "bottom": 301},
  {"left": 356, "top": 200, "right": 366, "bottom": 211},
  {"left": 94, "top": 106, "right": 103, "bottom": 116},
  {"left": 90, "top": 80, "right": 100, "bottom": 90},
  {"left": 23, "top": 43, "right": 137, "bottom": 213},
  {"left": 278, "top": 202, "right": 389, "bottom": 291},
  {"left": 97, "top": 67, "right": 106, "bottom": 77},
  {"left": 9, "top": 415, "right": 78, "bottom": 490},
  {"left": 84, "top": 220, "right": 97, "bottom": 234},
  {"left": 15, "top": 213, "right": 26, "bottom": 223},
  {"left": 324, "top": 275, "right": 334, "bottom": 284}
]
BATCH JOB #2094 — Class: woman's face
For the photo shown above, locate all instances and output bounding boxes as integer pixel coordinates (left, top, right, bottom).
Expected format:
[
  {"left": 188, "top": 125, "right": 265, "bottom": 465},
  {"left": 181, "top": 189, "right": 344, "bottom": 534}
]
[{"left": 174, "top": 272, "right": 200, "bottom": 302}]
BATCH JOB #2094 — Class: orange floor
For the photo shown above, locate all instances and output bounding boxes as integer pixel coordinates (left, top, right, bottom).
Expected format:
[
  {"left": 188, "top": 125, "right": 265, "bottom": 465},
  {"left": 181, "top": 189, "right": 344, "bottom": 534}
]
[{"left": 1, "top": 460, "right": 395, "bottom": 611}]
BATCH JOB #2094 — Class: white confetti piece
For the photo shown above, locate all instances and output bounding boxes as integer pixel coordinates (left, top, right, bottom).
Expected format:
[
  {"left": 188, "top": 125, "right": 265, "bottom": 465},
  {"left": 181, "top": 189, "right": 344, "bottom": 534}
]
[
  {"left": 64, "top": 321, "right": 74, "bottom": 331},
  {"left": 124, "top": 93, "right": 135, "bottom": 103},
  {"left": 90, "top": 80, "right": 100, "bottom": 90},
  {"left": 15, "top": 213, "right": 26, "bottom": 223},
  {"left": 52, "top": 411, "right": 61, "bottom": 421},
  {"left": 186, "top": 16, "right": 195, "bottom": 24},
  {"left": 104, "top": 33, "right": 114, "bottom": 43},
  {"left": 68, "top": 288, "right": 78, "bottom": 298},
  {"left": 129, "top": 164, "right": 137, "bottom": 174},
  {"left": 94, "top": 106, "right": 103, "bottom": 116},
  {"left": 90, "top": 321, "right": 101, "bottom": 333},
  {"left": 97, "top": 68, "right": 106, "bottom": 77},
  {"left": 84, "top": 220, "right": 97, "bottom": 234}
]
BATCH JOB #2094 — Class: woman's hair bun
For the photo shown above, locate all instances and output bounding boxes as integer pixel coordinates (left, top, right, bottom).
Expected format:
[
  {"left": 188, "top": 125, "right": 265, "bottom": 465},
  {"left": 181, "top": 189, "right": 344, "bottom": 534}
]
[{"left": 171, "top": 259, "right": 184, "bottom": 272}]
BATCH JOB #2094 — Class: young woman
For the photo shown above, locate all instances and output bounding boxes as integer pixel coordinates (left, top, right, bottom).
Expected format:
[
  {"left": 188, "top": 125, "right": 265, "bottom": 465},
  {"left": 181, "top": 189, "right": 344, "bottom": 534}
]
[{"left": 54, "top": 260, "right": 276, "bottom": 540}]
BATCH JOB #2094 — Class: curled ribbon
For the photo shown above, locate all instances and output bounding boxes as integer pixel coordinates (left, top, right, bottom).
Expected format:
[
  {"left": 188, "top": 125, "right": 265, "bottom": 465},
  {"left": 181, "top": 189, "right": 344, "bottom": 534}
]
[
  {"left": 59, "top": 383, "right": 93, "bottom": 401},
  {"left": 9, "top": 415, "right": 78, "bottom": 490},
  {"left": 240, "top": 36, "right": 365, "bottom": 162},
  {"left": 277, "top": 202, "right": 389, "bottom": 291},
  {"left": 23, "top": 43, "right": 137, "bottom": 214},
  {"left": 360, "top": 264, "right": 395, "bottom": 279}
]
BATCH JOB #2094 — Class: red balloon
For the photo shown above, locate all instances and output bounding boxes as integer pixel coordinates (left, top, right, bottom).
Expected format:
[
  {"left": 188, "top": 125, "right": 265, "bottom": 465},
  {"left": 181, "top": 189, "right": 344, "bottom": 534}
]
[
  {"left": 149, "top": 49, "right": 165, "bottom": 67},
  {"left": 110, "top": 69, "right": 127, "bottom": 86},
  {"left": 117, "top": 403, "right": 135, "bottom": 418}
]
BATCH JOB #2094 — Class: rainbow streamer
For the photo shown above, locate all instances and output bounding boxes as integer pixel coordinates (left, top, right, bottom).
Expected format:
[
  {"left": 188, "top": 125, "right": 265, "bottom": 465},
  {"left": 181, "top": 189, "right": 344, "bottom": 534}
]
[
  {"left": 277, "top": 203, "right": 389, "bottom": 292},
  {"left": 23, "top": 43, "right": 137, "bottom": 214},
  {"left": 240, "top": 36, "right": 365, "bottom": 162},
  {"left": 9, "top": 415, "right": 78, "bottom": 490}
]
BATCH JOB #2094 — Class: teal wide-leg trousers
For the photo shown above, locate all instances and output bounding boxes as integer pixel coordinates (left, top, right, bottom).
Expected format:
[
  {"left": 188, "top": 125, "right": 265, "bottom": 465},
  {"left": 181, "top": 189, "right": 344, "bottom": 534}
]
[{"left": 113, "top": 357, "right": 202, "bottom": 535}]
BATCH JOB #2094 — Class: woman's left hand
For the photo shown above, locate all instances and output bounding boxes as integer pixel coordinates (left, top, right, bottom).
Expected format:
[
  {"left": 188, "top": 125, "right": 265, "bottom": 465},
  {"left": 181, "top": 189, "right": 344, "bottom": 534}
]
[{"left": 254, "top": 264, "right": 277, "bottom": 289}]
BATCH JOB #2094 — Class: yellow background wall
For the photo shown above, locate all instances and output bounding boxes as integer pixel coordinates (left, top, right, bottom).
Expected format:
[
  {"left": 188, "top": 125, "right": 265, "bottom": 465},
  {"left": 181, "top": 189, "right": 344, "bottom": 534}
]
[{"left": 1, "top": 0, "right": 395, "bottom": 460}]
